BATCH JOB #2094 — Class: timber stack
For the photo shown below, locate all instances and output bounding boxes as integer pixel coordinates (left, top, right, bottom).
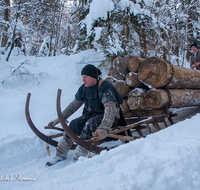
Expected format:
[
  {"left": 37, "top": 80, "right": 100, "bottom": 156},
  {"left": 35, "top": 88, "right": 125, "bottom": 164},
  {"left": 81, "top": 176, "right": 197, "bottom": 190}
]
[{"left": 106, "top": 55, "right": 200, "bottom": 119}]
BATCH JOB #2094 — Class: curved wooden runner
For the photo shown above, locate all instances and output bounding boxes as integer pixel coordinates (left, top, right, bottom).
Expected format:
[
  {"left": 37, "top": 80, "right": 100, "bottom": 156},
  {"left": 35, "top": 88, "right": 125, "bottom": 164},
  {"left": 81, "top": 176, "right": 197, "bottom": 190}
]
[{"left": 25, "top": 93, "right": 58, "bottom": 147}]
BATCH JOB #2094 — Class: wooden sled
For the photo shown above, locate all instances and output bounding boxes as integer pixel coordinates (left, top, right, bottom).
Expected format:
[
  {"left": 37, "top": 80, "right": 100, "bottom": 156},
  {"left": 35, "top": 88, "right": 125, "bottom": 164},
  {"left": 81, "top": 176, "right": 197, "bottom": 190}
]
[{"left": 25, "top": 89, "right": 177, "bottom": 154}]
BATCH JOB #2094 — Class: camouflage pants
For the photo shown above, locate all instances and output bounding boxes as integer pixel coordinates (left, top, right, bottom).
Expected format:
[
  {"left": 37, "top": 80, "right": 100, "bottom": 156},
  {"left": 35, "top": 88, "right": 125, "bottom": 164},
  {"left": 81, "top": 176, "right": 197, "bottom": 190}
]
[{"left": 65, "top": 114, "right": 118, "bottom": 140}]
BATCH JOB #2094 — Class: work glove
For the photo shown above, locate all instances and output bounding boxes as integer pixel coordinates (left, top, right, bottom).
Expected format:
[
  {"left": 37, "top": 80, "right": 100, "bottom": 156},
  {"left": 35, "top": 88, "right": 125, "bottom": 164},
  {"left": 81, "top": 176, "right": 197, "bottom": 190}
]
[
  {"left": 92, "top": 128, "right": 109, "bottom": 140},
  {"left": 48, "top": 118, "right": 60, "bottom": 127}
]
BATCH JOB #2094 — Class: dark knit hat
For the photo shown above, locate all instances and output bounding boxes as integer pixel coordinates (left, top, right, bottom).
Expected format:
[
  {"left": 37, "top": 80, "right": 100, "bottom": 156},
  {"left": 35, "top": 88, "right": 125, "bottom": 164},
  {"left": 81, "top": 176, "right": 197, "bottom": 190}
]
[
  {"left": 81, "top": 64, "right": 102, "bottom": 79},
  {"left": 190, "top": 42, "right": 198, "bottom": 49}
]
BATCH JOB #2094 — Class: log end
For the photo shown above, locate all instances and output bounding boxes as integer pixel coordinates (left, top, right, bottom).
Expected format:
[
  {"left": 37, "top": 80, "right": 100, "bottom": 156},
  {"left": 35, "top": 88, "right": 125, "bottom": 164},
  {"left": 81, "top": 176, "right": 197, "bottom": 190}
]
[
  {"left": 125, "top": 72, "right": 141, "bottom": 87},
  {"left": 105, "top": 76, "right": 117, "bottom": 85},
  {"left": 127, "top": 88, "right": 146, "bottom": 110},
  {"left": 138, "top": 57, "right": 168, "bottom": 88},
  {"left": 115, "top": 80, "right": 132, "bottom": 97},
  {"left": 109, "top": 56, "right": 128, "bottom": 80},
  {"left": 125, "top": 55, "right": 140, "bottom": 72},
  {"left": 120, "top": 99, "right": 130, "bottom": 113},
  {"left": 146, "top": 89, "right": 169, "bottom": 109}
]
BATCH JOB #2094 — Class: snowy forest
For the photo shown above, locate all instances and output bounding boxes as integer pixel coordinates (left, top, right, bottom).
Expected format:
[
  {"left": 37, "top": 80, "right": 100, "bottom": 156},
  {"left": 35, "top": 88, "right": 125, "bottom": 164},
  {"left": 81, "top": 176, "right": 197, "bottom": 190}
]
[
  {"left": 1, "top": 1, "right": 200, "bottom": 189},
  {"left": 0, "top": 0, "right": 200, "bottom": 66}
]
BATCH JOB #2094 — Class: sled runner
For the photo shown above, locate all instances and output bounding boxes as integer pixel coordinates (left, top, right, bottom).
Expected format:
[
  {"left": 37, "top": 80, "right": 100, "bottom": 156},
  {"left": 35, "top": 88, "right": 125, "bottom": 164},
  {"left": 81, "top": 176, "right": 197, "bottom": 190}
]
[{"left": 25, "top": 89, "right": 177, "bottom": 155}]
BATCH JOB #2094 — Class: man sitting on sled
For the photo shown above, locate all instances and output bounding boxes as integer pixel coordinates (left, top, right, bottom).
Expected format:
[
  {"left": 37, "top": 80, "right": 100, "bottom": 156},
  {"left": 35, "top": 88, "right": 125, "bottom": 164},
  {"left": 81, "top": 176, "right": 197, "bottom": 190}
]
[{"left": 46, "top": 64, "right": 124, "bottom": 166}]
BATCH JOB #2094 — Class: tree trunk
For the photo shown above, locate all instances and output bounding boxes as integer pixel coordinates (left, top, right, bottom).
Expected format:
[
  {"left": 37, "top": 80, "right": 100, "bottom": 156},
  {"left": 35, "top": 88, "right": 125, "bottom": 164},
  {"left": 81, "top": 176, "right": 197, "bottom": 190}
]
[
  {"left": 48, "top": 32, "right": 53, "bottom": 56},
  {"left": 6, "top": 23, "right": 17, "bottom": 62},
  {"left": 1, "top": 0, "right": 10, "bottom": 48},
  {"left": 141, "top": 20, "right": 147, "bottom": 57},
  {"left": 53, "top": 10, "right": 62, "bottom": 56},
  {"left": 138, "top": 56, "right": 200, "bottom": 89},
  {"left": 6, "top": 2, "right": 20, "bottom": 61}
]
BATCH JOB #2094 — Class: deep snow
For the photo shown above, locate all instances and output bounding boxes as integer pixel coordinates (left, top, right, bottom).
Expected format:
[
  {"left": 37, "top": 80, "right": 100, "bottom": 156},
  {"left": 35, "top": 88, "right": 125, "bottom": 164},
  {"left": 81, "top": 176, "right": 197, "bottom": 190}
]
[{"left": 1, "top": 48, "right": 200, "bottom": 190}]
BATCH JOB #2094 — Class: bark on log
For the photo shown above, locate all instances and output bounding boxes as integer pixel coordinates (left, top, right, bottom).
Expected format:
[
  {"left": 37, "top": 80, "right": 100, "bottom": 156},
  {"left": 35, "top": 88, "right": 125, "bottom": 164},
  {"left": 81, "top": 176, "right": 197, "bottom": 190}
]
[
  {"left": 126, "top": 72, "right": 142, "bottom": 88},
  {"left": 146, "top": 88, "right": 200, "bottom": 109},
  {"left": 120, "top": 99, "right": 130, "bottom": 113},
  {"left": 138, "top": 56, "right": 200, "bottom": 89},
  {"left": 109, "top": 56, "right": 128, "bottom": 80},
  {"left": 127, "top": 88, "right": 146, "bottom": 110},
  {"left": 115, "top": 80, "right": 132, "bottom": 97},
  {"left": 125, "top": 55, "right": 145, "bottom": 73},
  {"left": 123, "top": 108, "right": 167, "bottom": 118}
]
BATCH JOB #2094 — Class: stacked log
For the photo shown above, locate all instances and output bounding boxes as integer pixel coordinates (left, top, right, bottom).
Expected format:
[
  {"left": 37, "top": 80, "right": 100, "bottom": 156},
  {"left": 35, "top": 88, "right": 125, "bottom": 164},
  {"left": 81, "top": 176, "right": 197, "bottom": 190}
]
[
  {"left": 114, "top": 80, "right": 132, "bottom": 98},
  {"left": 138, "top": 56, "right": 200, "bottom": 109},
  {"left": 127, "top": 88, "right": 147, "bottom": 110},
  {"left": 126, "top": 72, "right": 142, "bottom": 87},
  {"left": 109, "top": 56, "right": 128, "bottom": 80},
  {"left": 126, "top": 55, "right": 145, "bottom": 73},
  {"left": 146, "top": 89, "right": 200, "bottom": 109},
  {"left": 138, "top": 56, "right": 200, "bottom": 89},
  {"left": 106, "top": 55, "right": 148, "bottom": 113},
  {"left": 106, "top": 55, "right": 200, "bottom": 115}
]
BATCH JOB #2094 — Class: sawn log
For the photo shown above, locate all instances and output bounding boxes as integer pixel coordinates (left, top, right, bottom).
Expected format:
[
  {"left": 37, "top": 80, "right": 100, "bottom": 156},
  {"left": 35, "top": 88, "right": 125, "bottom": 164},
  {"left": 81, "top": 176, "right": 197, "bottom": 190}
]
[
  {"left": 146, "top": 88, "right": 200, "bottom": 109},
  {"left": 138, "top": 56, "right": 200, "bottom": 89}
]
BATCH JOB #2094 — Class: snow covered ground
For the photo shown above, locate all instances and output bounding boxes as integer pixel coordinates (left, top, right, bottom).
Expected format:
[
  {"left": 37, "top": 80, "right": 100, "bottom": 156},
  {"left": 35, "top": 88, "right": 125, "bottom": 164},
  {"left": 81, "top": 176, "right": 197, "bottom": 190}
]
[{"left": 0, "top": 49, "right": 200, "bottom": 190}]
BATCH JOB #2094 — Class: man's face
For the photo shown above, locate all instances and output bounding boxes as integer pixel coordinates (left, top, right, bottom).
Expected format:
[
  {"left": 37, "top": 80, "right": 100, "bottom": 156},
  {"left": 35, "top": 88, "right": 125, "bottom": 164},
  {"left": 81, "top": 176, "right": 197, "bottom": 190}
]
[
  {"left": 82, "top": 75, "right": 97, "bottom": 87},
  {"left": 191, "top": 46, "right": 198, "bottom": 54}
]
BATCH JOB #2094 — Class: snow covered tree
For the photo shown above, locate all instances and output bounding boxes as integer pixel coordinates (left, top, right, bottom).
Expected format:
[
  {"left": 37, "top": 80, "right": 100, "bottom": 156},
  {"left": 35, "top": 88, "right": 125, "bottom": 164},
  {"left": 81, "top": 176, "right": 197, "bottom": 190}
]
[
  {"left": 27, "top": 0, "right": 79, "bottom": 56},
  {"left": 75, "top": 0, "right": 200, "bottom": 65},
  {"left": 76, "top": 0, "right": 155, "bottom": 59},
  {"left": 5, "top": 0, "right": 23, "bottom": 61},
  {"left": 1, "top": 0, "right": 77, "bottom": 57},
  {"left": 184, "top": 0, "right": 200, "bottom": 63},
  {"left": 1, "top": 0, "right": 199, "bottom": 64},
  {"left": 148, "top": 0, "right": 200, "bottom": 65},
  {"left": 23, "top": 0, "right": 65, "bottom": 56}
]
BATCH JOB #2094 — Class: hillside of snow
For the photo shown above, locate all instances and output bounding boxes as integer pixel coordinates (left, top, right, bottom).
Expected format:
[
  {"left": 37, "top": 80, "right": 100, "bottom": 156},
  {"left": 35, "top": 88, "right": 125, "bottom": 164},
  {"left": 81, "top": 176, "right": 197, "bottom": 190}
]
[{"left": 0, "top": 49, "right": 200, "bottom": 190}]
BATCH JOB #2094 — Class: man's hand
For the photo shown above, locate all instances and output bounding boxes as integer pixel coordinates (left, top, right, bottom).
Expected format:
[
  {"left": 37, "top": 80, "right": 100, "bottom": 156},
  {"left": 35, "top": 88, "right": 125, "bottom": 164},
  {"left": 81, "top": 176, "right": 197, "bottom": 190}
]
[
  {"left": 92, "top": 128, "right": 109, "bottom": 140},
  {"left": 192, "top": 62, "right": 200, "bottom": 68},
  {"left": 48, "top": 118, "right": 60, "bottom": 127}
]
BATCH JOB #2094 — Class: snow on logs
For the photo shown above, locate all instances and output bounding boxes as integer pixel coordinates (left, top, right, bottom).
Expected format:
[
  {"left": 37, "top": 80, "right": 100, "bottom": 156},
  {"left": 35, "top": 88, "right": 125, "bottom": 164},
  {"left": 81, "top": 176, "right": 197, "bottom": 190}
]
[{"left": 106, "top": 56, "right": 200, "bottom": 113}]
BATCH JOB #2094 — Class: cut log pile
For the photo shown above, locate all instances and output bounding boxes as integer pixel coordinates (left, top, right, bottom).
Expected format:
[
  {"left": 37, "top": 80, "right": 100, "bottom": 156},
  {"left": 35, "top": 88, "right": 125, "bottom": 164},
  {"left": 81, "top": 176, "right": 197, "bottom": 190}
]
[{"left": 106, "top": 55, "right": 200, "bottom": 118}]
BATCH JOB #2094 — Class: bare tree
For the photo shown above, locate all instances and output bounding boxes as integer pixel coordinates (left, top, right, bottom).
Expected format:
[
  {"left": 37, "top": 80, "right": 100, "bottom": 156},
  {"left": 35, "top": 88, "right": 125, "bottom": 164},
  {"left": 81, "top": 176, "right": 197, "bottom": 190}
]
[
  {"left": 1, "top": 0, "right": 10, "bottom": 48},
  {"left": 6, "top": 1, "right": 21, "bottom": 61}
]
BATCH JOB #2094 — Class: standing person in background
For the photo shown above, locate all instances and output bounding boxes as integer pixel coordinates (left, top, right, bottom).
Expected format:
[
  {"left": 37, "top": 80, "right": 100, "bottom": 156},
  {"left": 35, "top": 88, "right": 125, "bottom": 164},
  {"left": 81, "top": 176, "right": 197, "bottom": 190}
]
[{"left": 190, "top": 42, "right": 200, "bottom": 70}]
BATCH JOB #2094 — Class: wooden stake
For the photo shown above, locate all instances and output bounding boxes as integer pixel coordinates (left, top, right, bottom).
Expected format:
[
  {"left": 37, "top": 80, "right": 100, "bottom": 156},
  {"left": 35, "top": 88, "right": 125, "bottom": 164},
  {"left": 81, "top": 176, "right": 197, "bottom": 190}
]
[{"left": 46, "top": 145, "right": 51, "bottom": 156}]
